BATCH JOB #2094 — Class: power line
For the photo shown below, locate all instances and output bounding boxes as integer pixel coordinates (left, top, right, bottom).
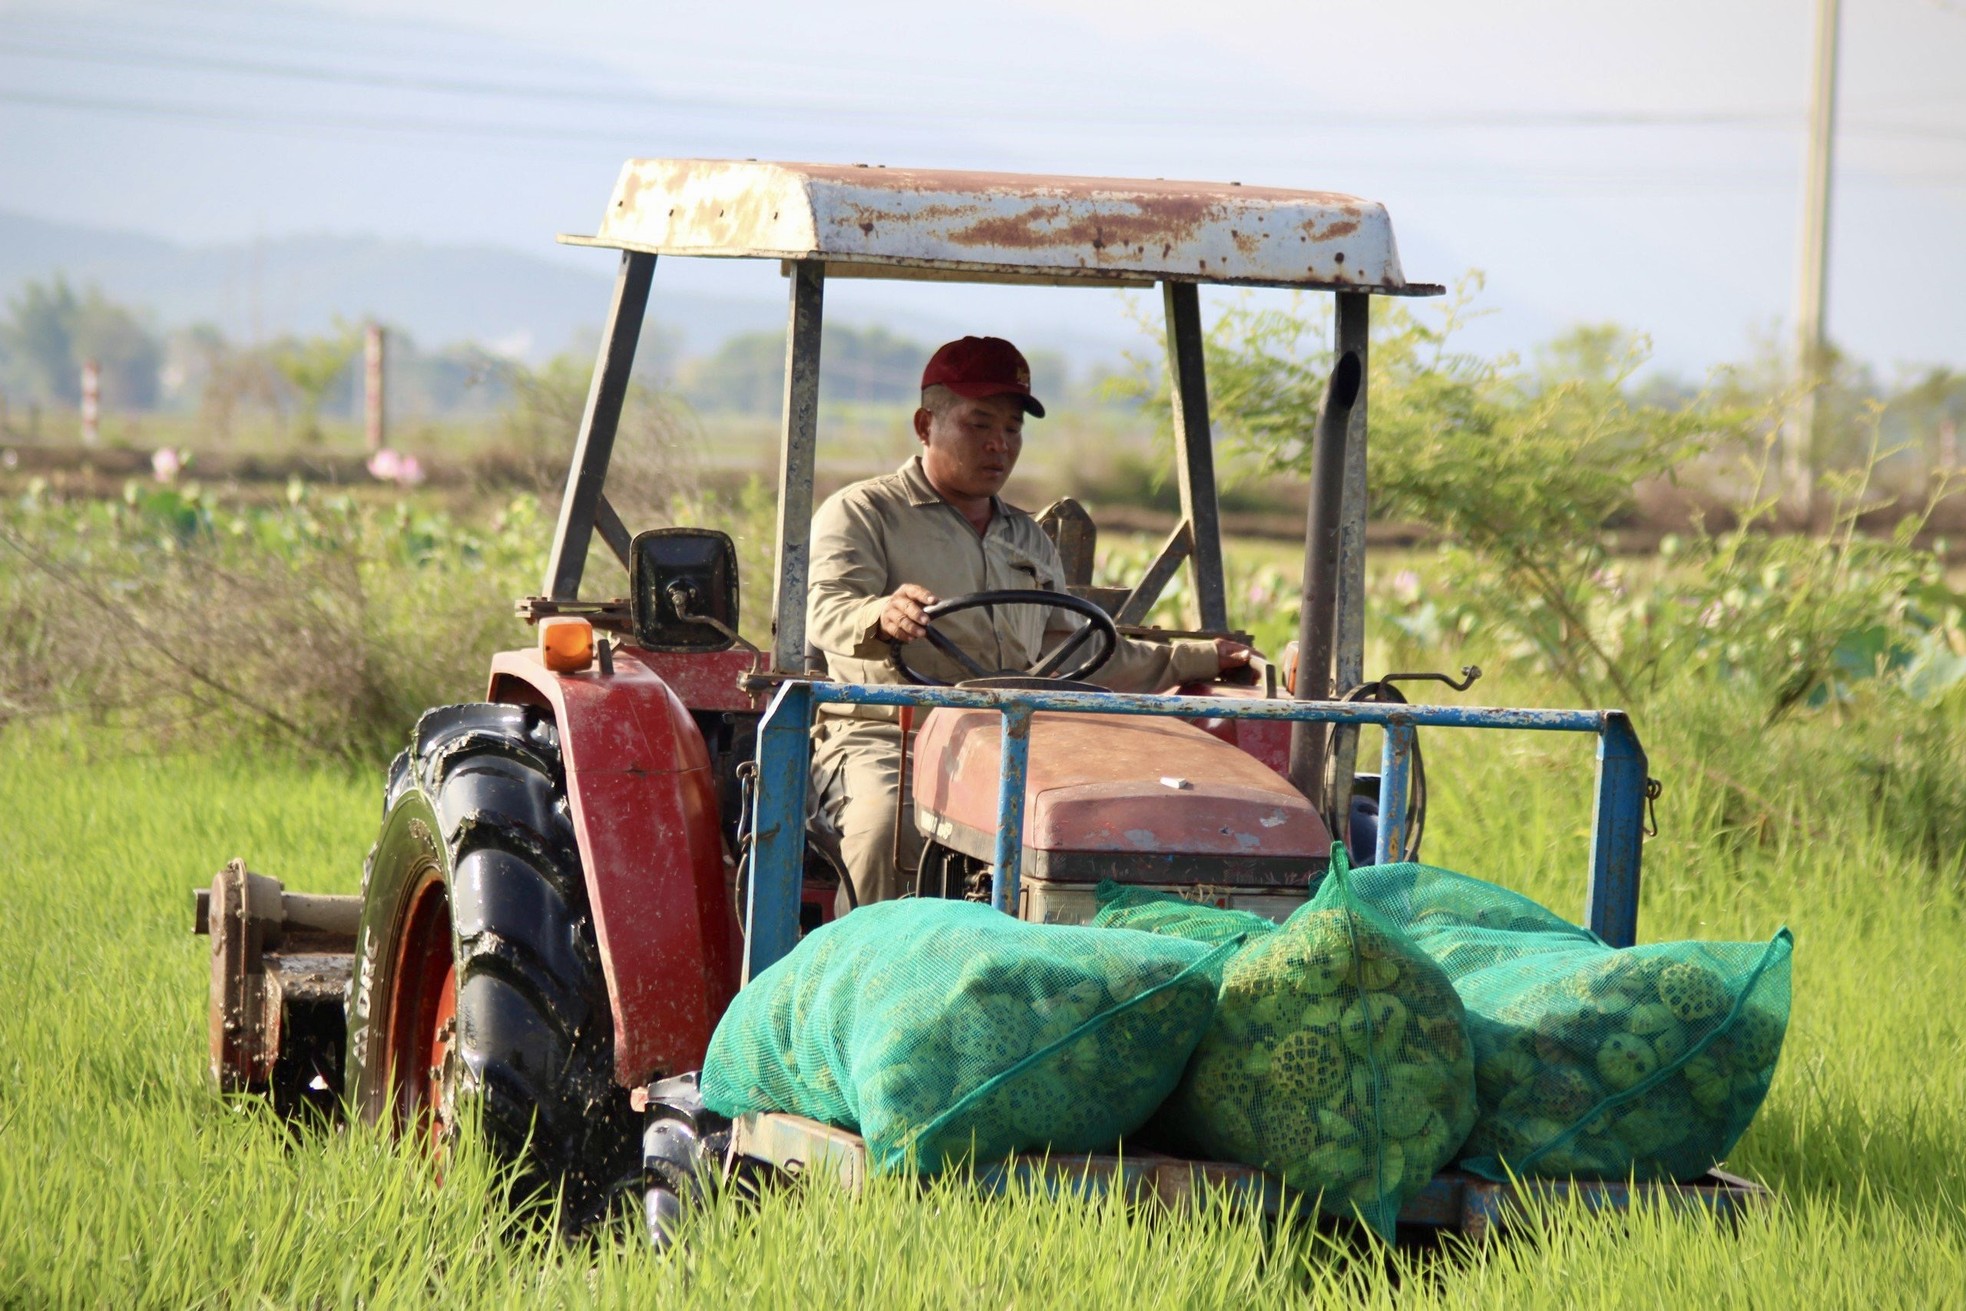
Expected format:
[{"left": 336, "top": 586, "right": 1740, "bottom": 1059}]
[
  {"left": 13, "top": 83, "right": 1966, "bottom": 201},
  {"left": 0, "top": 36, "right": 1822, "bottom": 131}
]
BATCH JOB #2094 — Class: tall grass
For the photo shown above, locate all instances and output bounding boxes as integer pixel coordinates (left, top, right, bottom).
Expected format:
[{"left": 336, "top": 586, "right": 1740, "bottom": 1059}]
[{"left": 4, "top": 674, "right": 1963, "bottom": 1305}]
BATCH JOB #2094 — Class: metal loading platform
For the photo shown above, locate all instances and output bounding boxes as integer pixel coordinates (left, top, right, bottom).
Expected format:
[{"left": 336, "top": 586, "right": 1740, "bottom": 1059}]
[{"left": 730, "top": 1111, "right": 1769, "bottom": 1243}]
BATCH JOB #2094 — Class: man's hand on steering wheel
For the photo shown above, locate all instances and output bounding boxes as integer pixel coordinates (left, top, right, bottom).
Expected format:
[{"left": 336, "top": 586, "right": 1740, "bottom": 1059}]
[
  {"left": 878, "top": 583, "right": 940, "bottom": 643},
  {"left": 882, "top": 587, "right": 1120, "bottom": 686}
]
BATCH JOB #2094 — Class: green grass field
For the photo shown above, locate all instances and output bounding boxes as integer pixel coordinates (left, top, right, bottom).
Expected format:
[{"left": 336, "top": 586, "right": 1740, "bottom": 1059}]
[{"left": 3, "top": 662, "right": 1963, "bottom": 1307}]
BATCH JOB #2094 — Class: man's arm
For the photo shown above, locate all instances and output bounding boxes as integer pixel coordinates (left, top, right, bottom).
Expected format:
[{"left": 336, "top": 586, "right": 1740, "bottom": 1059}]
[
  {"left": 806, "top": 492, "right": 895, "bottom": 659},
  {"left": 1025, "top": 533, "right": 1248, "bottom": 690},
  {"left": 1082, "top": 628, "right": 1241, "bottom": 693}
]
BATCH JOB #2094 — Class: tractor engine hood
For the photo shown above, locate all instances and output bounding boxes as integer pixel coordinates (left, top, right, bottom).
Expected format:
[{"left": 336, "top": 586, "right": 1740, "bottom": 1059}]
[{"left": 911, "top": 707, "right": 1332, "bottom": 888}]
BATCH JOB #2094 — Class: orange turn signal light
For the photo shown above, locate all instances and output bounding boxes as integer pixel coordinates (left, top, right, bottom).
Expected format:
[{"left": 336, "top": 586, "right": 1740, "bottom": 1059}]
[{"left": 538, "top": 616, "right": 595, "bottom": 673}]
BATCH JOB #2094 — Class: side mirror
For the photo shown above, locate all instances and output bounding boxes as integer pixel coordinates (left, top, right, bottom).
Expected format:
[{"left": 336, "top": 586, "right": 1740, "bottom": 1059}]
[{"left": 630, "top": 528, "right": 741, "bottom": 653}]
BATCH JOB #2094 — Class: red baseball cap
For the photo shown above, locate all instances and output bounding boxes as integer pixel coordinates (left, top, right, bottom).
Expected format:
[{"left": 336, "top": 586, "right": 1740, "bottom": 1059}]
[{"left": 921, "top": 336, "right": 1045, "bottom": 418}]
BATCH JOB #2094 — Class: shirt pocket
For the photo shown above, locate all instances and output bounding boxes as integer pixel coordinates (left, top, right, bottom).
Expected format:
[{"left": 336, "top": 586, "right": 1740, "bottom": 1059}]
[
  {"left": 991, "top": 539, "right": 1066, "bottom": 592},
  {"left": 987, "top": 538, "right": 1071, "bottom": 666}
]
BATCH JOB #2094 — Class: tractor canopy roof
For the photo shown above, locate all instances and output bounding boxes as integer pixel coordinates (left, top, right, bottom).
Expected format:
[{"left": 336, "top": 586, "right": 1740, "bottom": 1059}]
[{"left": 561, "top": 158, "right": 1442, "bottom": 296}]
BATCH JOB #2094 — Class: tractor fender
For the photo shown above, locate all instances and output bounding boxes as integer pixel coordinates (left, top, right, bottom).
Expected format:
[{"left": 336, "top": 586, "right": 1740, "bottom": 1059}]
[{"left": 487, "top": 646, "right": 739, "bottom": 1086}]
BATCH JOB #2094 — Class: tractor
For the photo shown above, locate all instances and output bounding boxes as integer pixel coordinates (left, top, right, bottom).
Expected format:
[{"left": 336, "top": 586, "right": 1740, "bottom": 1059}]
[{"left": 195, "top": 159, "right": 1761, "bottom": 1242}]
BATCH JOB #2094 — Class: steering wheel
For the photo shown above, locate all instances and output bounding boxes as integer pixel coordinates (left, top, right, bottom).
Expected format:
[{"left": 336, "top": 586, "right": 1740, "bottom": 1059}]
[{"left": 888, "top": 588, "right": 1120, "bottom": 687}]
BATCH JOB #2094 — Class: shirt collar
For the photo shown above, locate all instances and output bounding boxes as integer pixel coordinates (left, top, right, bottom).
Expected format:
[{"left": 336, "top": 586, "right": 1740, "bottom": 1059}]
[{"left": 896, "top": 455, "right": 1007, "bottom": 522}]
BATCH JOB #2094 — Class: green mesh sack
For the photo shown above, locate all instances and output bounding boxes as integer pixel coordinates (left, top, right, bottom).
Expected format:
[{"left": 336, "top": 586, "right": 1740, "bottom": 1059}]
[
  {"left": 1091, "top": 882, "right": 1282, "bottom": 948},
  {"left": 700, "top": 899, "right": 1232, "bottom": 1173},
  {"left": 1347, "top": 862, "right": 1794, "bottom": 1183},
  {"left": 1097, "top": 852, "right": 1477, "bottom": 1241}
]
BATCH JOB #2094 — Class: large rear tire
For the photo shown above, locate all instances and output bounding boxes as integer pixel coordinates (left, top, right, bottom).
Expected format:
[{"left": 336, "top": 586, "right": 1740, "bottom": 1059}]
[{"left": 346, "top": 703, "right": 637, "bottom": 1228}]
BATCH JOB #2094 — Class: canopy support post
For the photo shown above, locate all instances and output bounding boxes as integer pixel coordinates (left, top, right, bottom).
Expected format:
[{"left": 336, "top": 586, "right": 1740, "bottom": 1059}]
[
  {"left": 544, "top": 250, "right": 655, "bottom": 599},
  {"left": 1326, "top": 291, "right": 1371, "bottom": 828},
  {"left": 771, "top": 260, "right": 826, "bottom": 673},
  {"left": 1162, "top": 281, "right": 1229, "bottom": 633}
]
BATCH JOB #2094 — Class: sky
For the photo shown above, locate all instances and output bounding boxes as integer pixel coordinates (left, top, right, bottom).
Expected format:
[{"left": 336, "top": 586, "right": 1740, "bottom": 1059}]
[{"left": 2, "top": 0, "right": 1964, "bottom": 376}]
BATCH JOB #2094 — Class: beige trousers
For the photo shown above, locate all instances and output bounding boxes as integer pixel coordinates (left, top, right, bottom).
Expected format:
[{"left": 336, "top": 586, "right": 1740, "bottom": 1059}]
[{"left": 809, "top": 718, "right": 925, "bottom": 910}]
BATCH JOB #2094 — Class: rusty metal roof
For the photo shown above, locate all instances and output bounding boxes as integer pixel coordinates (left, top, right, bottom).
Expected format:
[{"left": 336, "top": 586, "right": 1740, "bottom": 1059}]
[{"left": 560, "top": 159, "right": 1441, "bottom": 295}]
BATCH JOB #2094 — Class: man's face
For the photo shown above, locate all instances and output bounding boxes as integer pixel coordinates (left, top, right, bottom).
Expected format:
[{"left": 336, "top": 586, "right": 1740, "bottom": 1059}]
[{"left": 916, "top": 393, "right": 1026, "bottom": 500}]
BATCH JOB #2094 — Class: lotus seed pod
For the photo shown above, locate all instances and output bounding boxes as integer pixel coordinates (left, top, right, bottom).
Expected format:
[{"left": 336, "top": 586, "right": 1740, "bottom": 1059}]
[
  {"left": 1346, "top": 1064, "right": 1378, "bottom": 1113},
  {"left": 1614, "top": 1105, "right": 1687, "bottom": 1158},
  {"left": 1656, "top": 960, "right": 1730, "bottom": 1022},
  {"left": 1347, "top": 1140, "right": 1405, "bottom": 1206},
  {"left": 1731, "top": 1006, "right": 1784, "bottom": 1072},
  {"left": 1350, "top": 918, "right": 1400, "bottom": 959},
  {"left": 1477, "top": 1046, "right": 1538, "bottom": 1091},
  {"left": 1379, "top": 1078, "right": 1433, "bottom": 1138},
  {"left": 1301, "top": 996, "right": 1347, "bottom": 1032},
  {"left": 1317, "top": 1107, "right": 1363, "bottom": 1143},
  {"left": 1205, "top": 1097, "right": 1262, "bottom": 1159},
  {"left": 1479, "top": 1116, "right": 1541, "bottom": 1163},
  {"left": 1297, "top": 946, "right": 1356, "bottom": 996},
  {"left": 1623, "top": 1001, "right": 1677, "bottom": 1037},
  {"left": 1341, "top": 993, "right": 1410, "bottom": 1058},
  {"left": 861, "top": 1061, "right": 946, "bottom": 1129},
  {"left": 1300, "top": 1141, "right": 1368, "bottom": 1187},
  {"left": 1413, "top": 1012, "right": 1469, "bottom": 1063},
  {"left": 1357, "top": 955, "right": 1401, "bottom": 991},
  {"left": 1188, "top": 1050, "right": 1257, "bottom": 1117},
  {"left": 1001, "top": 1074, "right": 1069, "bottom": 1138},
  {"left": 1595, "top": 1032, "right": 1659, "bottom": 1091},
  {"left": 1532, "top": 1015, "right": 1590, "bottom": 1065},
  {"left": 1255, "top": 1108, "right": 1325, "bottom": 1174},
  {"left": 1508, "top": 1066, "right": 1598, "bottom": 1120},
  {"left": 1403, "top": 1109, "right": 1452, "bottom": 1166},
  {"left": 1272, "top": 1027, "right": 1349, "bottom": 1100},
  {"left": 1649, "top": 1022, "right": 1689, "bottom": 1065},
  {"left": 1687, "top": 1073, "right": 1732, "bottom": 1113}
]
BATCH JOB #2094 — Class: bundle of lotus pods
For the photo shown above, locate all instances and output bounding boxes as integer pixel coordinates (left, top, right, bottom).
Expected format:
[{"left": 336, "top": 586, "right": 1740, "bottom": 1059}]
[
  {"left": 1343, "top": 861, "right": 1794, "bottom": 1183},
  {"left": 1463, "top": 947, "right": 1792, "bottom": 1179},
  {"left": 702, "top": 900, "right": 1231, "bottom": 1174},
  {"left": 1100, "top": 858, "right": 1477, "bottom": 1240}
]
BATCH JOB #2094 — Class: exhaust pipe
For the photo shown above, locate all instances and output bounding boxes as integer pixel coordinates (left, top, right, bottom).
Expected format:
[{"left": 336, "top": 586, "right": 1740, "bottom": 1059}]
[{"left": 1287, "top": 350, "right": 1364, "bottom": 810}]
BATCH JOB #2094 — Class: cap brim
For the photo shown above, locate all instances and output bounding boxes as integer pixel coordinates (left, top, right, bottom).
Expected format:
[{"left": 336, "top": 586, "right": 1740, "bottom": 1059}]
[{"left": 943, "top": 379, "right": 1045, "bottom": 419}]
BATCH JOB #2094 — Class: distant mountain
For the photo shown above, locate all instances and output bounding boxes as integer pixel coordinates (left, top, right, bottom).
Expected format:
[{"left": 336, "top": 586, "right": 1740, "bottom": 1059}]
[
  {"left": 0, "top": 210, "right": 793, "bottom": 362},
  {"left": 0, "top": 210, "right": 1162, "bottom": 389}
]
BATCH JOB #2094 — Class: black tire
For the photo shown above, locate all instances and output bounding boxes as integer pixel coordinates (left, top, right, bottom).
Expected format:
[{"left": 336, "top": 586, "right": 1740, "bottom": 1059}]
[{"left": 346, "top": 702, "right": 637, "bottom": 1228}]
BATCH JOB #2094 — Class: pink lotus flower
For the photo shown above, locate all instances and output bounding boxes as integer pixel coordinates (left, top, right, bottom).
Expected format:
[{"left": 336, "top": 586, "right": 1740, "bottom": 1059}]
[
  {"left": 151, "top": 447, "right": 184, "bottom": 482},
  {"left": 366, "top": 448, "right": 425, "bottom": 487}
]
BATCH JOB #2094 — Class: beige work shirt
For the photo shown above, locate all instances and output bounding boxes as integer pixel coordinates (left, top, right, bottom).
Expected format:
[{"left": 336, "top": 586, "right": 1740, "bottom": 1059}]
[{"left": 806, "top": 456, "right": 1221, "bottom": 720}]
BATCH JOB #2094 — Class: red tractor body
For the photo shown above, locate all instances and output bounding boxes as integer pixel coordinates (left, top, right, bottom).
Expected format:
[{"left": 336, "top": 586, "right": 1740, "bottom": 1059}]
[{"left": 484, "top": 647, "right": 747, "bottom": 1083}]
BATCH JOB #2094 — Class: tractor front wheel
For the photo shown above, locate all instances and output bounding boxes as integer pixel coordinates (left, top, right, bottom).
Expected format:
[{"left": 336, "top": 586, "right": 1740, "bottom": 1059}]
[{"left": 345, "top": 703, "right": 637, "bottom": 1228}]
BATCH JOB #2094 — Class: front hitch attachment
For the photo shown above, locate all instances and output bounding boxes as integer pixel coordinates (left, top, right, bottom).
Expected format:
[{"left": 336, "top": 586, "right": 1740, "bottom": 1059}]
[{"left": 639, "top": 1072, "right": 730, "bottom": 1251}]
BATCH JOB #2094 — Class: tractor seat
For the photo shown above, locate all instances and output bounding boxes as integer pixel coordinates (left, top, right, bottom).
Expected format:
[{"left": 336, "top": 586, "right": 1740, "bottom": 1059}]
[{"left": 910, "top": 707, "right": 1332, "bottom": 887}]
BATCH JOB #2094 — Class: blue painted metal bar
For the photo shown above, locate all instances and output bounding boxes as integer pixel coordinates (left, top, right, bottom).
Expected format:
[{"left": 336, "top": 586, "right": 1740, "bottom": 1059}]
[
  {"left": 1585, "top": 711, "right": 1647, "bottom": 948},
  {"left": 739, "top": 677, "right": 1649, "bottom": 981},
  {"left": 745, "top": 681, "right": 815, "bottom": 984},
  {"left": 800, "top": 681, "right": 1609, "bottom": 733},
  {"left": 1375, "top": 720, "right": 1416, "bottom": 865},
  {"left": 993, "top": 704, "right": 1034, "bottom": 913}
]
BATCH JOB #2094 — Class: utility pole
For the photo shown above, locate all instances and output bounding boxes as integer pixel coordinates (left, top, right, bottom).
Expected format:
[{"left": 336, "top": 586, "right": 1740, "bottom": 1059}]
[
  {"left": 1788, "top": 0, "right": 1841, "bottom": 521},
  {"left": 364, "top": 322, "right": 386, "bottom": 452}
]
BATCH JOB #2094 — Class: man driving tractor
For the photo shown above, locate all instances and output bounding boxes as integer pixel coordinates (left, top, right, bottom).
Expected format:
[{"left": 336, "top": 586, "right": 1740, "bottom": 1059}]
[{"left": 806, "top": 335, "right": 1255, "bottom": 908}]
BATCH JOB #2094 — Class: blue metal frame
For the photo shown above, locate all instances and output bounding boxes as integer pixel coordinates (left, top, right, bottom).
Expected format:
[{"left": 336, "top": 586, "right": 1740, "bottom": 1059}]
[{"left": 744, "top": 682, "right": 1647, "bottom": 982}]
